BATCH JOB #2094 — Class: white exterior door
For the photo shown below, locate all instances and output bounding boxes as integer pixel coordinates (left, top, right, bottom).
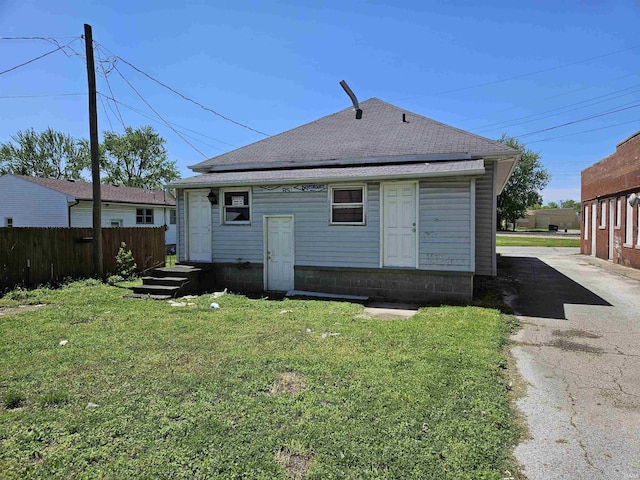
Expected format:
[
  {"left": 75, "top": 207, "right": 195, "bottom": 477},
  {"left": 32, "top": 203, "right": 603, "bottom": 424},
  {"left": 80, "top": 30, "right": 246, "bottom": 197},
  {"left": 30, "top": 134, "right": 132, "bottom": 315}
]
[
  {"left": 382, "top": 183, "right": 417, "bottom": 267},
  {"left": 265, "top": 216, "right": 294, "bottom": 291},
  {"left": 591, "top": 201, "right": 596, "bottom": 256},
  {"left": 187, "top": 190, "right": 212, "bottom": 262}
]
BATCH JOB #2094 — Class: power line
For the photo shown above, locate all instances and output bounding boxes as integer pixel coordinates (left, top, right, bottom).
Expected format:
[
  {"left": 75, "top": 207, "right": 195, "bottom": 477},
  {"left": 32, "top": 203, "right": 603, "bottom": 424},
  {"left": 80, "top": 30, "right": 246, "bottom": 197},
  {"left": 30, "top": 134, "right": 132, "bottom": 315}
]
[
  {"left": 94, "top": 42, "right": 270, "bottom": 137},
  {"left": 111, "top": 63, "right": 208, "bottom": 157},
  {"left": 516, "top": 103, "right": 640, "bottom": 138},
  {"left": 395, "top": 43, "right": 640, "bottom": 102},
  {"left": 0, "top": 45, "right": 65, "bottom": 76},
  {"left": 98, "top": 93, "right": 115, "bottom": 131},
  {"left": 526, "top": 118, "right": 640, "bottom": 145},
  {"left": 96, "top": 91, "right": 235, "bottom": 151},
  {"left": 472, "top": 83, "right": 640, "bottom": 134},
  {"left": 94, "top": 45, "right": 126, "bottom": 129}
]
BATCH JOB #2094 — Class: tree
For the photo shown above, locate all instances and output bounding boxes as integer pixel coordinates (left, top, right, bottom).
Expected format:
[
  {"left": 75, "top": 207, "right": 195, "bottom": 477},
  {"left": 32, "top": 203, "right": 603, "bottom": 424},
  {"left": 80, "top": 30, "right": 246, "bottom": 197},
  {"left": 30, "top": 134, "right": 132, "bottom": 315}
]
[
  {"left": 497, "top": 135, "right": 551, "bottom": 231},
  {"left": 0, "top": 128, "right": 90, "bottom": 179},
  {"left": 559, "top": 199, "right": 581, "bottom": 213},
  {"left": 100, "top": 126, "right": 180, "bottom": 189}
]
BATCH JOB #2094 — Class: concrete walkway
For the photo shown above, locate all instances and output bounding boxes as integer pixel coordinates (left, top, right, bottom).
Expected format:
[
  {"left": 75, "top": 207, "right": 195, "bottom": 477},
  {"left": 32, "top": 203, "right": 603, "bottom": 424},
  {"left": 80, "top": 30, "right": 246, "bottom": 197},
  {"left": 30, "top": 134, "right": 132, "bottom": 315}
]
[{"left": 497, "top": 247, "right": 640, "bottom": 479}]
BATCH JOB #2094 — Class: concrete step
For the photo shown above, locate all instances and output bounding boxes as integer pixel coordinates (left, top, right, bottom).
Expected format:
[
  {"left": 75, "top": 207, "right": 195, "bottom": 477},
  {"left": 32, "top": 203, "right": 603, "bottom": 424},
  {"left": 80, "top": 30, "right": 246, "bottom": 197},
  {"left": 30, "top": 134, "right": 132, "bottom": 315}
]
[
  {"left": 132, "top": 284, "right": 181, "bottom": 297},
  {"left": 125, "top": 293, "right": 173, "bottom": 301},
  {"left": 153, "top": 266, "right": 202, "bottom": 278},
  {"left": 285, "top": 290, "right": 369, "bottom": 303},
  {"left": 141, "top": 276, "right": 188, "bottom": 286}
]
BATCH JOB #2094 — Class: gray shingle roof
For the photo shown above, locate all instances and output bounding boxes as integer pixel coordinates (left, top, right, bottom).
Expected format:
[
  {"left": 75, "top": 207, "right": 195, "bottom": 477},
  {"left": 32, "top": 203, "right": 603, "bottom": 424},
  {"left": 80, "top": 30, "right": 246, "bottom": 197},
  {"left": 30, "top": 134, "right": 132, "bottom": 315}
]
[
  {"left": 15, "top": 175, "right": 175, "bottom": 206},
  {"left": 170, "top": 160, "right": 485, "bottom": 188},
  {"left": 190, "top": 98, "right": 518, "bottom": 173}
]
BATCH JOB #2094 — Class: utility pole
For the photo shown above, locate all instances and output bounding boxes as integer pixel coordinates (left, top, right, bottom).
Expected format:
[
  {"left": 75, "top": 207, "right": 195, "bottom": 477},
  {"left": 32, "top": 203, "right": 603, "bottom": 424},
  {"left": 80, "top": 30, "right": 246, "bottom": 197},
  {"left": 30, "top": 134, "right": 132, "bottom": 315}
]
[{"left": 84, "top": 24, "right": 103, "bottom": 277}]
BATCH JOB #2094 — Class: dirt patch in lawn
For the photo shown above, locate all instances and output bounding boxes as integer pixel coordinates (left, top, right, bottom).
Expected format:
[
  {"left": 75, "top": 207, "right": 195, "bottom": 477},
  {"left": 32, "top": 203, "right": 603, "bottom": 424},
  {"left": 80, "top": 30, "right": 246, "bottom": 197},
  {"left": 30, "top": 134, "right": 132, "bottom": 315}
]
[
  {"left": 275, "top": 448, "right": 314, "bottom": 480},
  {"left": 267, "top": 372, "right": 307, "bottom": 396},
  {"left": 0, "top": 304, "right": 47, "bottom": 317}
]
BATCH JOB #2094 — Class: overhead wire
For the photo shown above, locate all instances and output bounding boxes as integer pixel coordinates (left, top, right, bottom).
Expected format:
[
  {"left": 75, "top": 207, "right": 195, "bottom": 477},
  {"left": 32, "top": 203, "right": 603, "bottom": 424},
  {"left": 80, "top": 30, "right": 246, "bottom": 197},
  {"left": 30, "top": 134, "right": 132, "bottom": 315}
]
[
  {"left": 471, "top": 83, "right": 640, "bottom": 134},
  {"left": 394, "top": 43, "right": 640, "bottom": 102},
  {"left": 94, "top": 45, "right": 126, "bottom": 129},
  {"left": 0, "top": 40, "right": 75, "bottom": 76},
  {"left": 95, "top": 41, "right": 270, "bottom": 137},
  {"left": 515, "top": 102, "right": 640, "bottom": 138},
  {"left": 110, "top": 63, "right": 208, "bottom": 157},
  {"left": 96, "top": 92, "right": 235, "bottom": 151},
  {"left": 0, "top": 93, "right": 85, "bottom": 98}
]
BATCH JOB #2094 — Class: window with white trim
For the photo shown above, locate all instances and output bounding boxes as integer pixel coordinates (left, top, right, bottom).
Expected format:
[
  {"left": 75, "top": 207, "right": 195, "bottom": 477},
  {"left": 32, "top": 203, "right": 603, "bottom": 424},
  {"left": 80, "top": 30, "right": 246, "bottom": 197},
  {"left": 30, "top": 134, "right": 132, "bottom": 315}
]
[
  {"left": 5, "top": 217, "right": 13, "bottom": 227},
  {"left": 625, "top": 198, "right": 633, "bottom": 246},
  {"left": 616, "top": 198, "right": 622, "bottom": 228},
  {"left": 169, "top": 209, "right": 176, "bottom": 225},
  {"left": 583, "top": 205, "right": 589, "bottom": 240},
  {"left": 637, "top": 205, "right": 640, "bottom": 247},
  {"left": 600, "top": 201, "right": 606, "bottom": 228},
  {"left": 136, "top": 208, "right": 154, "bottom": 224},
  {"left": 223, "top": 189, "right": 251, "bottom": 224},
  {"left": 330, "top": 186, "right": 365, "bottom": 225},
  {"left": 110, "top": 219, "right": 123, "bottom": 227}
]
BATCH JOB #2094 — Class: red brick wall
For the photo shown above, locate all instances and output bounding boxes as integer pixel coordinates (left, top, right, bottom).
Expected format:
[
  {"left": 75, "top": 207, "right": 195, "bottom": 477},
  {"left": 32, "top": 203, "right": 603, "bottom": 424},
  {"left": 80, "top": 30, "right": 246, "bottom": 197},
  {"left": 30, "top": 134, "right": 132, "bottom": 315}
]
[{"left": 581, "top": 132, "right": 640, "bottom": 269}]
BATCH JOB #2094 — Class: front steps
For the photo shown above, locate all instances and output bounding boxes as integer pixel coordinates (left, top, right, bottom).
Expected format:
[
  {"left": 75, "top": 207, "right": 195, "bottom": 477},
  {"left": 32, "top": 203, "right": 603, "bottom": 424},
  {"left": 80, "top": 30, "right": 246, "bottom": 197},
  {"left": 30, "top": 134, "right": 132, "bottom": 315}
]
[{"left": 129, "top": 265, "right": 203, "bottom": 299}]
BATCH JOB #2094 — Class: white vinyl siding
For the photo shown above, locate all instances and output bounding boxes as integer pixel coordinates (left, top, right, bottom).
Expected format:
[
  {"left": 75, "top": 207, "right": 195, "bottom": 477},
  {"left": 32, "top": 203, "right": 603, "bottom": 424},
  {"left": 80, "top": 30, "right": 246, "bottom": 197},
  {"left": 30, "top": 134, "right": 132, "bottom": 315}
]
[
  {"left": 0, "top": 175, "right": 71, "bottom": 227},
  {"left": 212, "top": 185, "right": 380, "bottom": 267},
  {"left": 475, "top": 161, "right": 496, "bottom": 276},
  {"left": 419, "top": 180, "right": 473, "bottom": 271},
  {"left": 70, "top": 202, "right": 166, "bottom": 229}
]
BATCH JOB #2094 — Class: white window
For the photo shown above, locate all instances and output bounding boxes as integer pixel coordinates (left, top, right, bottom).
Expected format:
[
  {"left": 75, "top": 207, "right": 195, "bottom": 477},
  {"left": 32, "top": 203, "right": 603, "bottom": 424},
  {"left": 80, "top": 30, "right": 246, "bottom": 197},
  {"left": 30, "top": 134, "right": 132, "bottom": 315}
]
[
  {"left": 637, "top": 206, "right": 640, "bottom": 247},
  {"left": 330, "top": 185, "right": 366, "bottom": 225},
  {"left": 169, "top": 209, "right": 176, "bottom": 225},
  {"left": 5, "top": 217, "right": 13, "bottom": 227},
  {"left": 625, "top": 198, "right": 633, "bottom": 246},
  {"left": 222, "top": 189, "right": 251, "bottom": 224},
  {"left": 136, "top": 208, "right": 154, "bottom": 224},
  {"left": 600, "top": 201, "right": 606, "bottom": 228},
  {"left": 110, "top": 219, "right": 123, "bottom": 227},
  {"left": 583, "top": 205, "right": 589, "bottom": 240}
]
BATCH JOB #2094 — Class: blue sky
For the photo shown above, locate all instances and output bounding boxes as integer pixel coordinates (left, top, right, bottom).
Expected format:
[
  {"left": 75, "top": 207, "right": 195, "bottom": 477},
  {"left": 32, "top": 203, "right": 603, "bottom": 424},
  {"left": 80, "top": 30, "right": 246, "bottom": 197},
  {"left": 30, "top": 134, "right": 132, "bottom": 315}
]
[{"left": 1, "top": 0, "right": 639, "bottom": 204}]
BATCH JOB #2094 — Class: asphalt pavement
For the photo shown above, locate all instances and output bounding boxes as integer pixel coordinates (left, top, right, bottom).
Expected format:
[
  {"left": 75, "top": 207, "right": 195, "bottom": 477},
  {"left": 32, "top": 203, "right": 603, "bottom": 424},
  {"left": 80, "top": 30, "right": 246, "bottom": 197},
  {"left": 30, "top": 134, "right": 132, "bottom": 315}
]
[{"left": 497, "top": 247, "right": 640, "bottom": 480}]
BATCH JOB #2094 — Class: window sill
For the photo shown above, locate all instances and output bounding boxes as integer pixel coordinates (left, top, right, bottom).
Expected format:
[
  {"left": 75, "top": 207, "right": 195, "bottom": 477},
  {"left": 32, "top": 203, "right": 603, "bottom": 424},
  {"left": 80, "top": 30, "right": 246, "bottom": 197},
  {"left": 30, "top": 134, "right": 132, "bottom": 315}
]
[{"left": 623, "top": 243, "right": 633, "bottom": 248}]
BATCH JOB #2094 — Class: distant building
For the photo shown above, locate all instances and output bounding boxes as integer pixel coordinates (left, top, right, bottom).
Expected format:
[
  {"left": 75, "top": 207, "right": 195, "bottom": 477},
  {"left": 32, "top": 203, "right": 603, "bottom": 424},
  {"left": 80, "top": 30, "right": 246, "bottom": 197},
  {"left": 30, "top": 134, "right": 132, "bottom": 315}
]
[
  {"left": 581, "top": 131, "right": 640, "bottom": 269},
  {"left": 516, "top": 208, "right": 580, "bottom": 230},
  {"left": 0, "top": 174, "right": 177, "bottom": 248}
]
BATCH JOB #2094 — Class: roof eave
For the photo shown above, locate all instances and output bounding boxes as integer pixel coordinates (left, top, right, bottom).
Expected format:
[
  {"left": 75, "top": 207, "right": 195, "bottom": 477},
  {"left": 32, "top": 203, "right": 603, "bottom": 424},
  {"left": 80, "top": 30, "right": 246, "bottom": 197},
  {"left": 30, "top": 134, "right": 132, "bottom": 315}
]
[{"left": 169, "top": 167, "right": 486, "bottom": 189}]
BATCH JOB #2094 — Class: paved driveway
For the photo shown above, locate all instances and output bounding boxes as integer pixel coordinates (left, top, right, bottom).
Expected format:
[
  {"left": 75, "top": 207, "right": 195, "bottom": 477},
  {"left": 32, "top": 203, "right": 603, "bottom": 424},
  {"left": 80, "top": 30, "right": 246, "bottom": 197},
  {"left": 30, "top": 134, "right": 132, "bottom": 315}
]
[{"left": 497, "top": 247, "right": 640, "bottom": 480}]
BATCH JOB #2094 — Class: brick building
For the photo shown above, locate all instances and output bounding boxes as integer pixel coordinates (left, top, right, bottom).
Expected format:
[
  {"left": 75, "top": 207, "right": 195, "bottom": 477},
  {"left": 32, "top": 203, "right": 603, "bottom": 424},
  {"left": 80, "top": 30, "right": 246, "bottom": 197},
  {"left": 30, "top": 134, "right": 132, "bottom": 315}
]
[{"left": 581, "top": 131, "right": 640, "bottom": 269}]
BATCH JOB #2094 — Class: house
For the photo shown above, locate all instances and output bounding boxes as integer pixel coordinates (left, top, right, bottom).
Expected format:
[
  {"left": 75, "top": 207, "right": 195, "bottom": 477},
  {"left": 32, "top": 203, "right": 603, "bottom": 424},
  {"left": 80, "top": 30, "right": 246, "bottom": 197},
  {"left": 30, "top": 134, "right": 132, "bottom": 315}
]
[
  {"left": 516, "top": 208, "right": 580, "bottom": 230},
  {"left": 0, "top": 174, "right": 177, "bottom": 249},
  {"left": 581, "top": 130, "right": 640, "bottom": 269},
  {"left": 169, "top": 98, "right": 520, "bottom": 302}
]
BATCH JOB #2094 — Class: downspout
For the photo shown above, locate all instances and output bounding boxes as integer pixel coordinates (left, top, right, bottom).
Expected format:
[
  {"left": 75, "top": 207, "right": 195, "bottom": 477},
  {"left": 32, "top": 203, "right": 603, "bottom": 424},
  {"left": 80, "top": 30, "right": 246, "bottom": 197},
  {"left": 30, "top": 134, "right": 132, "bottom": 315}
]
[{"left": 68, "top": 199, "right": 80, "bottom": 227}]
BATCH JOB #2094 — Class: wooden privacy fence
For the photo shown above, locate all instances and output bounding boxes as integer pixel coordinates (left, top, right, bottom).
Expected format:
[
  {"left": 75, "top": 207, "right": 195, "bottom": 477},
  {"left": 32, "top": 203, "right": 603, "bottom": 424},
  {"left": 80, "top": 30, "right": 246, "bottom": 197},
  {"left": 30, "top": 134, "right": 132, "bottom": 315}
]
[{"left": 0, "top": 227, "right": 165, "bottom": 290}]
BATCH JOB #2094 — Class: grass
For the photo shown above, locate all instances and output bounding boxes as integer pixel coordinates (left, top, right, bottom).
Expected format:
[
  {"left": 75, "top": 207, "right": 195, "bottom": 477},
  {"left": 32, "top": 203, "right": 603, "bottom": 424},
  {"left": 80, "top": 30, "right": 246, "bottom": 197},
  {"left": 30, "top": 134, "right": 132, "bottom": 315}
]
[
  {"left": 0, "top": 282, "right": 522, "bottom": 479},
  {"left": 496, "top": 235, "right": 581, "bottom": 247}
]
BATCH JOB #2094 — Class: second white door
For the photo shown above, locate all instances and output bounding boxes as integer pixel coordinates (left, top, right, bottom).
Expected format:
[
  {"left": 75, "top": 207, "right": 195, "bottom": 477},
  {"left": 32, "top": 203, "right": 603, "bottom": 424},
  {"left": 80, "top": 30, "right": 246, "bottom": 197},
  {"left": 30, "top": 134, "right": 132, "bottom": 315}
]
[
  {"left": 265, "top": 216, "right": 294, "bottom": 291},
  {"left": 383, "top": 183, "right": 417, "bottom": 267}
]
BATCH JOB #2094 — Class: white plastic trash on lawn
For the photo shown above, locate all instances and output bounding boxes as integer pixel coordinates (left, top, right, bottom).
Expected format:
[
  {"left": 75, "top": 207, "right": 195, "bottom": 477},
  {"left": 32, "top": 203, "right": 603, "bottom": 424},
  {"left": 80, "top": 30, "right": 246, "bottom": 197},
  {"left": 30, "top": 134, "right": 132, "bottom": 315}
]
[{"left": 210, "top": 302, "right": 220, "bottom": 309}]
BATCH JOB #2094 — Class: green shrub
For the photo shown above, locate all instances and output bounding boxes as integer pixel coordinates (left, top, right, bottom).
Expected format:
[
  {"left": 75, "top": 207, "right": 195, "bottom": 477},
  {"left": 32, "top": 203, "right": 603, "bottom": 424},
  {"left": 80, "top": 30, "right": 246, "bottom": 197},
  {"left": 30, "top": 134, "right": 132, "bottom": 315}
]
[
  {"left": 115, "top": 242, "right": 137, "bottom": 280},
  {"left": 107, "top": 274, "right": 125, "bottom": 285}
]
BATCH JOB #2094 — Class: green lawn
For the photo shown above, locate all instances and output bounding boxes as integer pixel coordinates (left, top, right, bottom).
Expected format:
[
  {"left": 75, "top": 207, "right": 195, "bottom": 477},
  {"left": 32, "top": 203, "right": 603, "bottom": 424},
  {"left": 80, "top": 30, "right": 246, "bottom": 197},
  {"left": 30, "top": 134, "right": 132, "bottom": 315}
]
[
  {"left": 496, "top": 235, "right": 581, "bottom": 247},
  {"left": 0, "top": 282, "right": 521, "bottom": 479}
]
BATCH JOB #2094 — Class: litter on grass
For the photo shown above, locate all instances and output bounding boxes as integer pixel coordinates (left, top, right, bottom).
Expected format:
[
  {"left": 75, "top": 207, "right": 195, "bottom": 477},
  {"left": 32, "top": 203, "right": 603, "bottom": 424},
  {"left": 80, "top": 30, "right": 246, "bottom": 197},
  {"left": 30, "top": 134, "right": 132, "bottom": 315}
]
[
  {"left": 59, "top": 340, "right": 68, "bottom": 346},
  {"left": 321, "top": 332, "right": 341, "bottom": 339},
  {"left": 212, "top": 288, "right": 227, "bottom": 299},
  {"left": 210, "top": 302, "right": 220, "bottom": 309}
]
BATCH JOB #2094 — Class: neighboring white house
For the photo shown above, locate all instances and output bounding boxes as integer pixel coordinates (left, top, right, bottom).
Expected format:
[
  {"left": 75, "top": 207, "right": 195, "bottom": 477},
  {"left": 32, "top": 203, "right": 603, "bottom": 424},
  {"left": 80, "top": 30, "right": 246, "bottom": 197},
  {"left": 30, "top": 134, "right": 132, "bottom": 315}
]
[
  {"left": 0, "top": 174, "right": 177, "bottom": 248},
  {"left": 169, "top": 98, "right": 520, "bottom": 303}
]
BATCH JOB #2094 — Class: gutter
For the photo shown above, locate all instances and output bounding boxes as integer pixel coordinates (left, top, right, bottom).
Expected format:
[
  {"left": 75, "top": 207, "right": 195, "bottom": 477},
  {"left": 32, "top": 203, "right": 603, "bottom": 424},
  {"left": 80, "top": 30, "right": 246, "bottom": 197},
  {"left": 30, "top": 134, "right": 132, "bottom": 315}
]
[
  {"left": 168, "top": 167, "right": 486, "bottom": 189},
  {"left": 67, "top": 199, "right": 80, "bottom": 227}
]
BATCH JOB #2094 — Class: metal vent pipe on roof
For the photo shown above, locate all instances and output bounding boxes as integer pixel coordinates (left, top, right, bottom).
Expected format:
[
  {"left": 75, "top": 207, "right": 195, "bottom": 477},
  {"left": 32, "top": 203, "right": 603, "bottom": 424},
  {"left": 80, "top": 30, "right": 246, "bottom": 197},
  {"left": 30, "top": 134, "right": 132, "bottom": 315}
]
[{"left": 339, "top": 80, "right": 363, "bottom": 119}]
